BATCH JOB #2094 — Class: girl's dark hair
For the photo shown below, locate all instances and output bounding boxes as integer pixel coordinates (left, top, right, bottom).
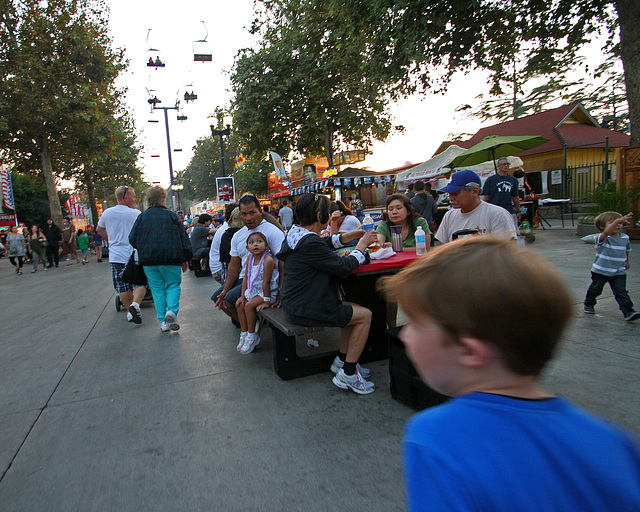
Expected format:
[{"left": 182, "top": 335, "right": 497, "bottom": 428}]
[
  {"left": 330, "top": 200, "right": 353, "bottom": 216},
  {"left": 385, "top": 193, "right": 417, "bottom": 235},
  {"left": 296, "top": 193, "right": 330, "bottom": 226}
]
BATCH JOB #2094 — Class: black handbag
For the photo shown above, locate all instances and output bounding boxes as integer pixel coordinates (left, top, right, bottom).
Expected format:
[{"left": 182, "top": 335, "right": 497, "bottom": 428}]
[{"left": 122, "top": 252, "right": 147, "bottom": 285}]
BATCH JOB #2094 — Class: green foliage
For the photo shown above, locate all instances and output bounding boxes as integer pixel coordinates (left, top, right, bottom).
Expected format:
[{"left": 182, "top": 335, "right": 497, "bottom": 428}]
[
  {"left": 9, "top": 171, "right": 53, "bottom": 228},
  {"left": 588, "top": 182, "right": 640, "bottom": 219},
  {"left": 231, "top": 0, "right": 395, "bottom": 164}
]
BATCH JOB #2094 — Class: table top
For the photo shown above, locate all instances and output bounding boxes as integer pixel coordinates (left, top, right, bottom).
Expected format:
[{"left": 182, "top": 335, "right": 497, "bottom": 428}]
[{"left": 351, "top": 251, "right": 420, "bottom": 275}]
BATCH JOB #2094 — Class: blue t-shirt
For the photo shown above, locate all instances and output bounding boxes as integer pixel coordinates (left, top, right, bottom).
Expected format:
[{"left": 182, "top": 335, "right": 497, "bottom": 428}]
[
  {"left": 404, "top": 392, "right": 640, "bottom": 512},
  {"left": 483, "top": 173, "right": 519, "bottom": 214}
]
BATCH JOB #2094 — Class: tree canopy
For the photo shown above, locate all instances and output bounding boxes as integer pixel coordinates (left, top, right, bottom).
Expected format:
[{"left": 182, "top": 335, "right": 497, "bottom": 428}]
[
  {"left": 237, "top": 0, "right": 639, "bottom": 145},
  {"left": 0, "top": 0, "right": 141, "bottom": 224}
]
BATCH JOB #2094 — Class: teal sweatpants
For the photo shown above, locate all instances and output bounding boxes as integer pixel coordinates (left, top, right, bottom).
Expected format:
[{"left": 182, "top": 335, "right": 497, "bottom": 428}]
[{"left": 143, "top": 265, "right": 182, "bottom": 322}]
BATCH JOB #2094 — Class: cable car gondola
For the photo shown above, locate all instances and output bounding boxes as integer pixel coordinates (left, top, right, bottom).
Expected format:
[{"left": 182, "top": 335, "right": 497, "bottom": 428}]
[{"left": 193, "top": 21, "right": 212, "bottom": 62}]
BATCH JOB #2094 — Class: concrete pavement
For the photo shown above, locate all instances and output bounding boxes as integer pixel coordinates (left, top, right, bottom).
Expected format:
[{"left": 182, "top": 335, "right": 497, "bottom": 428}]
[{"left": 0, "top": 221, "right": 638, "bottom": 511}]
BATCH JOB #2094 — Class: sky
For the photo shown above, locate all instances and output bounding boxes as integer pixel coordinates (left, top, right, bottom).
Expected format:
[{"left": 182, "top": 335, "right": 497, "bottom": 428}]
[{"left": 105, "top": 1, "right": 602, "bottom": 188}]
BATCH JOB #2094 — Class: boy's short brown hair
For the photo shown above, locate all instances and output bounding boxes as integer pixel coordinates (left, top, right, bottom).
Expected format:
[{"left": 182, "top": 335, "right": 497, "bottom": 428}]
[
  {"left": 594, "top": 211, "right": 623, "bottom": 231},
  {"left": 382, "top": 236, "right": 573, "bottom": 376}
]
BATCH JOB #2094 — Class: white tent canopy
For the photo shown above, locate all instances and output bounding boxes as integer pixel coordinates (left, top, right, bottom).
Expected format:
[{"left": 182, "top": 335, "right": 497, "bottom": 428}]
[{"left": 396, "top": 145, "right": 523, "bottom": 184}]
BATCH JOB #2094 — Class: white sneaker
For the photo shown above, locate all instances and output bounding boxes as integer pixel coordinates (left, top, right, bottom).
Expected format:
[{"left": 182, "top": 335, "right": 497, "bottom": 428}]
[
  {"left": 128, "top": 302, "right": 142, "bottom": 324},
  {"left": 332, "top": 369, "right": 375, "bottom": 395},
  {"left": 126, "top": 312, "right": 134, "bottom": 322},
  {"left": 164, "top": 310, "right": 179, "bottom": 331},
  {"left": 330, "top": 355, "right": 371, "bottom": 378},
  {"left": 237, "top": 332, "right": 248, "bottom": 351},
  {"left": 160, "top": 322, "right": 171, "bottom": 332},
  {"left": 240, "top": 333, "right": 260, "bottom": 354}
]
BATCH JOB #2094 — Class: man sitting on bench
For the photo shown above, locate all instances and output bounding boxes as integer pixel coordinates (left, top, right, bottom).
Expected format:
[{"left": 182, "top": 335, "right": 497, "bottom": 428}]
[{"left": 190, "top": 214, "right": 216, "bottom": 271}]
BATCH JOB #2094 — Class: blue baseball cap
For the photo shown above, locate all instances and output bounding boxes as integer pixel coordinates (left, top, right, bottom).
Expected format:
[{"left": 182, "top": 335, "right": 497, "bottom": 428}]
[{"left": 440, "top": 170, "right": 482, "bottom": 193}]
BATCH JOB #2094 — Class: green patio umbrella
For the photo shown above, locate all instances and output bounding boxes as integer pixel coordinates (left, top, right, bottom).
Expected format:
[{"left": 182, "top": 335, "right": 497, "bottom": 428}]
[{"left": 447, "top": 135, "right": 549, "bottom": 172}]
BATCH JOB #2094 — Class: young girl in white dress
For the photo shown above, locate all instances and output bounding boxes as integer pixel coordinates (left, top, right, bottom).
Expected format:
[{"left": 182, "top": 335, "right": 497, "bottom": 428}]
[{"left": 235, "top": 232, "right": 279, "bottom": 354}]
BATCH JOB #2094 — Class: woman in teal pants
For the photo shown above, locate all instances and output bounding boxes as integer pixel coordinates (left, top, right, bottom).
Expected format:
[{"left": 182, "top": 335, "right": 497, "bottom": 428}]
[{"left": 129, "top": 186, "right": 193, "bottom": 331}]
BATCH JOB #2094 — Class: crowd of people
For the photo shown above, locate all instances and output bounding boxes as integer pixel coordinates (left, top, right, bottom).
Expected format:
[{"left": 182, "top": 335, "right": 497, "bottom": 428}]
[{"left": 4, "top": 169, "right": 640, "bottom": 509}]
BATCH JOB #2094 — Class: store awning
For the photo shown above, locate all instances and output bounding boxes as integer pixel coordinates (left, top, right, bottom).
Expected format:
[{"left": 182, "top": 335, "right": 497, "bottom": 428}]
[{"left": 267, "top": 189, "right": 291, "bottom": 199}]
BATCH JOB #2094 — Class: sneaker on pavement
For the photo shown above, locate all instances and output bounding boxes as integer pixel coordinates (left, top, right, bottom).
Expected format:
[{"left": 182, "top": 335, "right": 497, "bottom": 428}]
[
  {"left": 128, "top": 302, "right": 142, "bottom": 324},
  {"left": 584, "top": 305, "right": 595, "bottom": 314},
  {"left": 160, "top": 322, "right": 171, "bottom": 332},
  {"left": 624, "top": 310, "right": 640, "bottom": 322},
  {"left": 237, "top": 332, "right": 248, "bottom": 351},
  {"left": 330, "top": 355, "right": 371, "bottom": 378},
  {"left": 240, "top": 333, "right": 260, "bottom": 354},
  {"left": 165, "top": 310, "right": 179, "bottom": 331},
  {"left": 332, "top": 369, "right": 375, "bottom": 394}
]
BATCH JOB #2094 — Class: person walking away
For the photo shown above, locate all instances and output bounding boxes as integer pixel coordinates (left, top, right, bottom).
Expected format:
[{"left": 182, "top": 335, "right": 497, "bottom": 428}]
[
  {"left": 278, "top": 200, "right": 294, "bottom": 231},
  {"left": 410, "top": 181, "right": 438, "bottom": 245},
  {"left": 76, "top": 229, "right": 89, "bottom": 264},
  {"left": 235, "top": 232, "right": 279, "bottom": 354},
  {"left": 28, "top": 224, "right": 47, "bottom": 272},
  {"left": 584, "top": 211, "right": 640, "bottom": 322},
  {"left": 94, "top": 230, "right": 103, "bottom": 262},
  {"left": 96, "top": 185, "right": 147, "bottom": 325},
  {"left": 383, "top": 236, "right": 640, "bottom": 512},
  {"left": 483, "top": 157, "right": 521, "bottom": 229},
  {"left": 61, "top": 216, "right": 81, "bottom": 265},
  {"left": 44, "top": 218, "right": 62, "bottom": 268},
  {"left": 6, "top": 225, "right": 26, "bottom": 274},
  {"left": 129, "top": 186, "right": 193, "bottom": 331}
]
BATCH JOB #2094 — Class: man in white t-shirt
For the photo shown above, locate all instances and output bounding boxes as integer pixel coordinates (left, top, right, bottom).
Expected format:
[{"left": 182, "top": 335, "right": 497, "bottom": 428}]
[
  {"left": 278, "top": 200, "right": 294, "bottom": 230},
  {"left": 96, "top": 185, "right": 147, "bottom": 325},
  {"left": 213, "top": 194, "right": 285, "bottom": 325},
  {"left": 435, "top": 170, "right": 517, "bottom": 244}
]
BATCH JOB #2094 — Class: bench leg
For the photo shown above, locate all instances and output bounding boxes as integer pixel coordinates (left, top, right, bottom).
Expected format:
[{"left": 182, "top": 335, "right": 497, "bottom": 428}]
[{"left": 269, "top": 326, "right": 337, "bottom": 380}]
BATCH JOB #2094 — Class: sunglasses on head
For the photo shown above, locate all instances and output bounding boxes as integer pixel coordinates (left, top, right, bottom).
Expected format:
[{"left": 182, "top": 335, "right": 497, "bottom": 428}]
[{"left": 122, "top": 185, "right": 129, "bottom": 199}]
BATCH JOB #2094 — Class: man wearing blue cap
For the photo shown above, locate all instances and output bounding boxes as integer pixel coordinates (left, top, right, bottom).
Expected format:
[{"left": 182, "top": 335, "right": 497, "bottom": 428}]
[{"left": 436, "top": 170, "right": 517, "bottom": 243}]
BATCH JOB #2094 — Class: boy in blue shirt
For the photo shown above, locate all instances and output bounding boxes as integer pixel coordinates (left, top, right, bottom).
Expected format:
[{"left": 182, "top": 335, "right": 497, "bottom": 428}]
[
  {"left": 384, "top": 236, "right": 640, "bottom": 512},
  {"left": 584, "top": 211, "right": 639, "bottom": 321}
]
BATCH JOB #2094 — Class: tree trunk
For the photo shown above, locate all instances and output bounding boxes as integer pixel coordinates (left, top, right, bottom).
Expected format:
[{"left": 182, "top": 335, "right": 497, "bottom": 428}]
[
  {"left": 40, "top": 137, "right": 63, "bottom": 225},
  {"left": 616, "top": 0, "right": 640, "bottom": 145},
  {"left": 83, "top": 169, "right": 99, "bottom": 227},
  {"left": 324, "top": 119, "right": 335, "bottom": 168}
]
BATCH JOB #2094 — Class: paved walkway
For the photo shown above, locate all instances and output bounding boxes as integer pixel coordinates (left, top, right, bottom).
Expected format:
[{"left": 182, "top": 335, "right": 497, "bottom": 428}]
[{"left": 0, "top": 221, "right": 638, "bottom": 511}]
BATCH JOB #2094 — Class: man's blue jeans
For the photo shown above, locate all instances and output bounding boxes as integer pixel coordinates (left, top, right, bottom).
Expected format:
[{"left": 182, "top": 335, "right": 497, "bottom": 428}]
[{"left": 584, "top": 272, "right": 634, "bottom": 315}]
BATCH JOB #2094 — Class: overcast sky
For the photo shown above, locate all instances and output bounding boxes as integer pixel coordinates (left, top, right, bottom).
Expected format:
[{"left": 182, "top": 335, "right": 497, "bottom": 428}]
[{"left": 105, "top": 1, "right": 602, "bottom": 187}]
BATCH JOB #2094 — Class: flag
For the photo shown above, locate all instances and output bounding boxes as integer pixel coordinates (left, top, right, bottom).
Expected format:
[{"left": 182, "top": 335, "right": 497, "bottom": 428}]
[
  {"left": 1, "top": 167, "right": 15, "bottom": 211},
  {"left": 270, "top": 151, "right": 286, "bottom": 179}
]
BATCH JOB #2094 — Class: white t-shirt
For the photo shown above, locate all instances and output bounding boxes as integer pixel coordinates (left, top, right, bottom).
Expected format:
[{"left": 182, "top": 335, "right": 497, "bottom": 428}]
[
  {"left": 278, "top": 206, "right": 294, "bottom": 228},
  {"left": 97, "top": 204, "right": 141, "bottom": 264},
  {"left": 435, "top": 201, "right": 517, "bottom": 244},
  {"left": 209, "top": 221, "right": 229, "bottom": 274},
  {"left": 230, "top": 219, "right": 285, "bottom": 278},
  {"left": 338, "top": 214, "right": 361, "bottom": 233}
]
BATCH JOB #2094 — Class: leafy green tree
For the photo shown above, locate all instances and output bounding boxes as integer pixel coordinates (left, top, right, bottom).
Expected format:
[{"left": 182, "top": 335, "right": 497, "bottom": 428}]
[
  {"left": 256, "top": 0, "right": 639, "bottom": 144},
  {"left": 9, "top": 170, "right": 52, "bottom": 228},
  {"left": 231, "top": 0, "right": 396, "bottom": 166},
  {"left": 0, "top": 0, "right": 128, "bottom": 224}
]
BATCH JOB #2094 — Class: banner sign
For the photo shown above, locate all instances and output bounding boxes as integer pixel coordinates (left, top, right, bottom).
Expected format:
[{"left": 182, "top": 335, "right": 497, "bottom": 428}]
[{"left": 1, "top": 167, "right": 15, "bottom": 211}]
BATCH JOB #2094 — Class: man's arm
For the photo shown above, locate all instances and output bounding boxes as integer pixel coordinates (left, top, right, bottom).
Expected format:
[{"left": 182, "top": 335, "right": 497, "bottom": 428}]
[
  {"left": 96, "top": 225, "right": 107, "bottom": 241},
  {"left": 215, "top": 256, "right": 241, "bottom": 309}
]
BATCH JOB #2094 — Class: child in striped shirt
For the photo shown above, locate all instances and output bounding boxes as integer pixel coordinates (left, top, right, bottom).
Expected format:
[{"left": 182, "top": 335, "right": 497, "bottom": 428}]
[{"left": 584, "top": 211, "right": 639, "bottom": 321}]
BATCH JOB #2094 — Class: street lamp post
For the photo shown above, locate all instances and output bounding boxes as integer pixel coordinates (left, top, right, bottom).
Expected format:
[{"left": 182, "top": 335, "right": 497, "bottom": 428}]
[
  {"left": 210, "top": 124, "right": 231, "bottom": 177},
  {"left": 153, "top": 105, "right": 179, "bottom": 210},
  {"left": 173, "top": 183, "right": 184, "bottom": 212}
]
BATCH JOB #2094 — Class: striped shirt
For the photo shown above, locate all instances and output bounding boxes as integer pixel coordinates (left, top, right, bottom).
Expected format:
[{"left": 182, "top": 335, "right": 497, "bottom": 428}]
[{"left": 591, "top": 234, "right": 631, "bottom": 276}]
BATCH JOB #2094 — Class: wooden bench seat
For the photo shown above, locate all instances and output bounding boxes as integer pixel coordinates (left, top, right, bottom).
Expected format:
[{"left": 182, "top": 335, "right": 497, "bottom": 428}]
[{"left": 257, "top": 308, "right": 338, "bottom": 380}]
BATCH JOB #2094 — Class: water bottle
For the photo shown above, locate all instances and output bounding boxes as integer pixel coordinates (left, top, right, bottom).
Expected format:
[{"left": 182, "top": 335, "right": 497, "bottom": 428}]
[
  {"left": 362, "top": 214, "right": 374, "bottom": 232},
  {"left": 415, "top": 226, "right": 427, "bottom": 256}
]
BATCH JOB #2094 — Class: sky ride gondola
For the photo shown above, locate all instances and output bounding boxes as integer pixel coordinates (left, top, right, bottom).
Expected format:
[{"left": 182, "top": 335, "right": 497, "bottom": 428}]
[
  {"left": 146, "top": 29, "right": 165, "bottom": 68},
  {"left": 193, "top": 21, "right": 212, "bottom": 62}
]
